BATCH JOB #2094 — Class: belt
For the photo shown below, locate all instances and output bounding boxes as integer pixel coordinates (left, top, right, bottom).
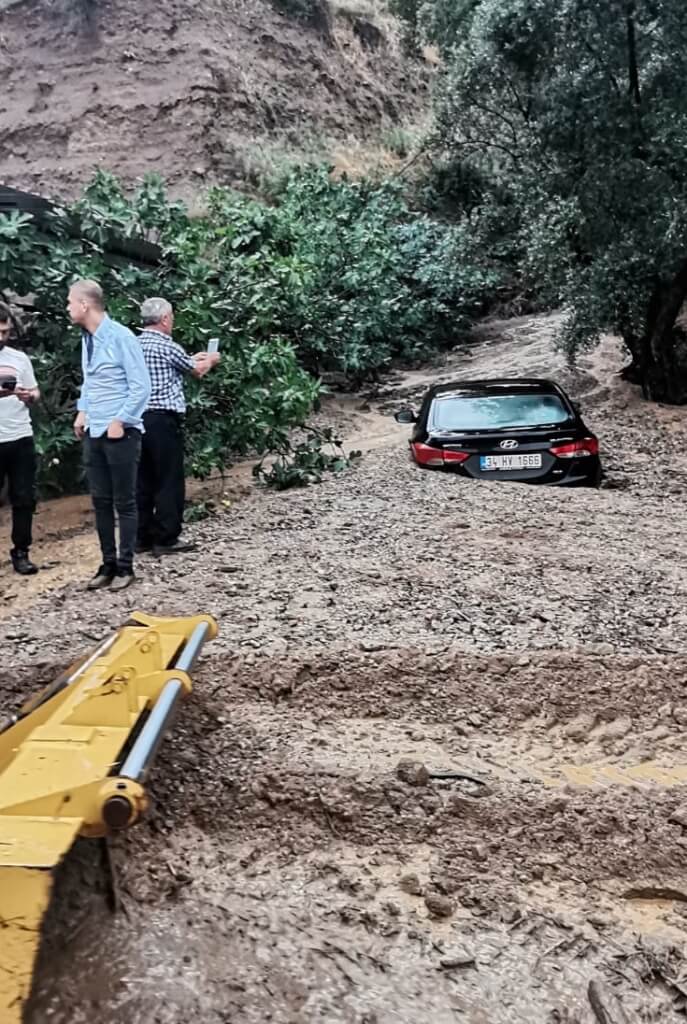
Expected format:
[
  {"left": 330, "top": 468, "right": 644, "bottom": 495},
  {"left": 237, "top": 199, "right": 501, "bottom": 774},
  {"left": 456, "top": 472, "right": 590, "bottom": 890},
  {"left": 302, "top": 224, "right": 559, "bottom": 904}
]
[{"left": 145, "top": 409, "right": 184, "bottom": 419}]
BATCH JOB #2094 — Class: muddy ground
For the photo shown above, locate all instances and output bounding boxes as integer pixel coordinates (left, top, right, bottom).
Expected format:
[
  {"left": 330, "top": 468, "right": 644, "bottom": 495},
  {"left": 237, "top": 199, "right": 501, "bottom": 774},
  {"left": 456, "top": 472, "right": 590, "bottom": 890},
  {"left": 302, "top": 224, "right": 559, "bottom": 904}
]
[{"left": 2, "top": 314, "right": 687, "bottom": 1023}]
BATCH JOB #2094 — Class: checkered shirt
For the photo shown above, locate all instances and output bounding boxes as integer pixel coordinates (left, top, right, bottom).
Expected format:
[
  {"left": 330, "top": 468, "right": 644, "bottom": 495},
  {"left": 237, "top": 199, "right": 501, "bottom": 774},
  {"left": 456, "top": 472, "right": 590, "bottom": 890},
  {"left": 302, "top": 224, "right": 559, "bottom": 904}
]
[{"left": 139, "top": 329, "right": 195, "bottom": 414}]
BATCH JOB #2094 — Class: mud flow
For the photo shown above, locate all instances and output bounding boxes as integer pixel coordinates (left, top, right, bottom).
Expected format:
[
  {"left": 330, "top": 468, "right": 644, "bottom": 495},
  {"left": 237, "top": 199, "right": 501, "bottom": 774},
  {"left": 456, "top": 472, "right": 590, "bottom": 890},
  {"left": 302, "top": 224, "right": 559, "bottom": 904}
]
[
  {"left": 2, "top": 316, "right": 687, "bottom": 1022},
  {"left": 25, "top": 649, "right": 687, "bottom": 1023}
]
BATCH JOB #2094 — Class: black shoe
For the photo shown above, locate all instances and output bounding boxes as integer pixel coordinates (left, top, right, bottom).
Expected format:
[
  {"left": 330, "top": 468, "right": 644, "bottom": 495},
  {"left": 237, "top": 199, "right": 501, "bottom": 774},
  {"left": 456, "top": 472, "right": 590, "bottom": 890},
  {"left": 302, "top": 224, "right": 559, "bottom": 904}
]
[
  {"left": 153, "top": 539, "right": 196, "bottom": 556},
  {"left": 136, "top": 541, "right": 153, "bottom": 554},
  {"left": 110, "top": 570, "right": 135, "bottom": 592},
  {"left": 11, "top": 549, "right": 38, "bottom": 576},
  {"left": 87, "top": 564, "right": 117, "bottom": 590}
]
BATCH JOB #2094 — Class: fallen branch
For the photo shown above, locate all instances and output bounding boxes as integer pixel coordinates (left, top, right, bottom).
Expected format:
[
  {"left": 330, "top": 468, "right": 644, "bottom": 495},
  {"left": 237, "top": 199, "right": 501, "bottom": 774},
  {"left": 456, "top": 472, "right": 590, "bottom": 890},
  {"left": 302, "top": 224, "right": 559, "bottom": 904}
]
[
  {"left": 316, "top": 790, "right": 339, "bottom": 836},
  {"left": 534, "top": 933, "right": 581, "bottom": 973},
  {"left": 428, "top": 769, "right": 487, "bottom": 786},
  {"left": 588, "top": 980, "right": 631, "bottom": 1024}
]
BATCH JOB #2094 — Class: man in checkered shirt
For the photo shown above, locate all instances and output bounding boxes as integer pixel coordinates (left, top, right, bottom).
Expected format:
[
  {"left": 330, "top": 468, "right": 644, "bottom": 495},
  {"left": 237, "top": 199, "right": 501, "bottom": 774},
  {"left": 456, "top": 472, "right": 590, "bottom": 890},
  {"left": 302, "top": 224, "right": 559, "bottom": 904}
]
[{"left": 137, "top": 298, "right": 219, "bottom": 555}]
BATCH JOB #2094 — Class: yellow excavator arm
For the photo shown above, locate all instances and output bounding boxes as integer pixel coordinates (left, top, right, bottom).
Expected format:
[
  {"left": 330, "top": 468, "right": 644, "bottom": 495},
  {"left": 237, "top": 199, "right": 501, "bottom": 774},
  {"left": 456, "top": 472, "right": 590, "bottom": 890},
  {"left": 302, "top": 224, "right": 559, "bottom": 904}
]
[{"left": 0, "top": 611, "right": 217, "bottom": 1023}]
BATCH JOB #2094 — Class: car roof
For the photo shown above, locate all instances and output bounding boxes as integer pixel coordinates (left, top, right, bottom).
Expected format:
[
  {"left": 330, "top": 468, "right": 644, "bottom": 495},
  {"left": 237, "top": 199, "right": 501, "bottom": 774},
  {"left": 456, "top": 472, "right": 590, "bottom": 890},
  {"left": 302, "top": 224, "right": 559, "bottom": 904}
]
[{"left": 427, "top": 378, "right": 567, "bottom": 399}]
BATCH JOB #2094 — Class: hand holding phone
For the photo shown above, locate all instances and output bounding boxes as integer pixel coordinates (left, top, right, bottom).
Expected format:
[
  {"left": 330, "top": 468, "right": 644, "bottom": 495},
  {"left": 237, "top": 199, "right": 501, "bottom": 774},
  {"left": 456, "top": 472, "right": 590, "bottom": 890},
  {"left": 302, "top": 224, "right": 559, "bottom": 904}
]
[{"left": 15, "top": 387, "right": 35, "bottom": 405}]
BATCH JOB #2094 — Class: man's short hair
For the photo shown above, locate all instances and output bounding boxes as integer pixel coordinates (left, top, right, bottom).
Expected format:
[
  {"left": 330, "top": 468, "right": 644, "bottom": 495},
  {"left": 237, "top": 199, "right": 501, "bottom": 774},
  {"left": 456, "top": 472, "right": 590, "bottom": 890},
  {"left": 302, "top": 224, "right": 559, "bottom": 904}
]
[
  {"left": 141, "top": 297, "right": 173, "bottom": 327},
  {"left": 70, "top": 279, "right": 104, "bottom": 309},
  {"left": 0, "top": 301, "right": 23, "bottom": 338}
]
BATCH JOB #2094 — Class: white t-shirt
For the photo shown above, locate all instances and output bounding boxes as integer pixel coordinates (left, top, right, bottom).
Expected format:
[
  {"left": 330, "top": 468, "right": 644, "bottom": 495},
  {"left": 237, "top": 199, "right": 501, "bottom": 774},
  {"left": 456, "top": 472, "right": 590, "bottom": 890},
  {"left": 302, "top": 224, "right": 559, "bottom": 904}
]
[{"left": 0, "top": 345, "right": 38, "bottom": 444}]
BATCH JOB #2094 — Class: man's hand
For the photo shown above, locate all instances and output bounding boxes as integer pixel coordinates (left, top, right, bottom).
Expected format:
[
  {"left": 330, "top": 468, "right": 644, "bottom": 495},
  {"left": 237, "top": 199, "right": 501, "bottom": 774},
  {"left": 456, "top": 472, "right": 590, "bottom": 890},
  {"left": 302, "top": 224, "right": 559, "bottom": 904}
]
[
  {"left": 74, "top": 411, "right": 87, "bottom": 439},
  {"left": 15, "top": 387, "right": 38, "bottom": 406},
  {"left": 107, "top": 419, "right": 125, "bottom": 440},
  {"left": 193, "top": 352, "right": 221, "bottom": 378}
]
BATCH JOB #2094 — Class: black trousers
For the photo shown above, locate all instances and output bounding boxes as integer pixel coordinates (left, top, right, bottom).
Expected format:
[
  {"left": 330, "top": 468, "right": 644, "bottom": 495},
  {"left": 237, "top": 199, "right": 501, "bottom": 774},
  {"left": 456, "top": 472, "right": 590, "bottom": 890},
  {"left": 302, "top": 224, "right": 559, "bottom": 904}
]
[
  {"left": 0, "top": 435, "right": 36, "bottom": 553},
  {"left": 84, "top": 429, "right": 141, "bottom": 572},
  {"left": 137, "top": 411, "right": 185, "bottom": 548}
]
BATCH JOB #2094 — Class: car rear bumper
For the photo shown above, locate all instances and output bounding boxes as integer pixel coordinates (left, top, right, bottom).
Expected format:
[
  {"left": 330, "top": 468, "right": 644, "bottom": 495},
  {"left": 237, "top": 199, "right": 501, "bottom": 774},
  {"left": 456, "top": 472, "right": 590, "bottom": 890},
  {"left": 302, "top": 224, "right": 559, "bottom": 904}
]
[{"left": 416, "top": 458, "right": 602, "bottom": 487}]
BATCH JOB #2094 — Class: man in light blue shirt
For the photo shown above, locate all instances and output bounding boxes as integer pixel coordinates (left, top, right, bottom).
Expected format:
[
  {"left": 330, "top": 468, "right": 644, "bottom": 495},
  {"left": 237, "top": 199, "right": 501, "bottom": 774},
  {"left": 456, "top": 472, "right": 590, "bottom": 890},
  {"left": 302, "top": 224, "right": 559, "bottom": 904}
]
[{"left": 69, "top": 279, "right": 151, "bottom": 590}]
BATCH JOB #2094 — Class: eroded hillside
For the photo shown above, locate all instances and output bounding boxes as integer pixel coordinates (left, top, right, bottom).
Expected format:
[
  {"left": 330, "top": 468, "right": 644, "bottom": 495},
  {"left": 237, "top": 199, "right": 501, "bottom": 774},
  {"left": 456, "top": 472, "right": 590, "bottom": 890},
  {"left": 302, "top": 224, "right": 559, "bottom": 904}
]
[{"left": 0, "top": 0, "right": 431, "bottom": 198}]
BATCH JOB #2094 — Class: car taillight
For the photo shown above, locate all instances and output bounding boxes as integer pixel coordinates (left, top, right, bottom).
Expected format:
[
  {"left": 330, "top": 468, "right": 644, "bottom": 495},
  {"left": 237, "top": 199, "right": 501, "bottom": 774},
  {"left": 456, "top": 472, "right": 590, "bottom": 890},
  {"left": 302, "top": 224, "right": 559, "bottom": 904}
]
[
  {"left": 550, "top": 438, "right": 599, "bottom": 458},
  {"left": 442, "top": 449, "right": 470, "bottom": 463},
  {"left": 411, "top": 443, "right": 444, "bottom": 466},
  {"left": 411, "top": 443, "right": 469, "bottom": 466}
]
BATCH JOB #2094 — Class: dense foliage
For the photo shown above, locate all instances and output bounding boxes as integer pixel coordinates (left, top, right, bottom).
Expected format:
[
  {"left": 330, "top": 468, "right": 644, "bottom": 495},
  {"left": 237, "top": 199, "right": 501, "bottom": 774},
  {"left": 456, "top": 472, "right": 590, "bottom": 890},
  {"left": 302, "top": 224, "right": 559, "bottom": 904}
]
[
  {"left": 397, "top": 0, "right": 687, "bottom": 402},
  {"left": 1, "top": 168, "right": 494, "bottom": 494}
]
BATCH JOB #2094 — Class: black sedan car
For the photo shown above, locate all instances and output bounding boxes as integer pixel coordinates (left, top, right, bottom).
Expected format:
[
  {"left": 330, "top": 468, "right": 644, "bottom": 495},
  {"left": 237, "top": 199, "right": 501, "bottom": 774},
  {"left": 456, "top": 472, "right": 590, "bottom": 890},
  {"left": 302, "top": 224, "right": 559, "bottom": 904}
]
[{"left": 395, "top": 378, "right": 601, "bottom": 487}]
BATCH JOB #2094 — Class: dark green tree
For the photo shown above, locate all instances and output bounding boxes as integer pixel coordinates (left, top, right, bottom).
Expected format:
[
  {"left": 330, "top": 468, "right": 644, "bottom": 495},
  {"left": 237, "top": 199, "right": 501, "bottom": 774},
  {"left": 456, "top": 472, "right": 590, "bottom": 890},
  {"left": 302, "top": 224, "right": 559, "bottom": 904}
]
[{"left": 425, "top": 0, "right": 687, "bottom": 402}]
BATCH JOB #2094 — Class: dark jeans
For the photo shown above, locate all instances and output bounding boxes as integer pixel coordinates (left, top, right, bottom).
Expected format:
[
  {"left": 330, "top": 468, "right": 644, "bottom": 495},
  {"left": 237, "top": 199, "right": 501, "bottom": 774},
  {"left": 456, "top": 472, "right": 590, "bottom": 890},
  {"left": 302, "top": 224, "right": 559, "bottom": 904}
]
[
  {"left": 0, "top": 435, "right": 36, "bottom": 553},
  {"left": 84, "top": 429, "right": 141, "bottom": 572},
  {"left": 137, "top": 411, "right": 185, "bottom": 548}
]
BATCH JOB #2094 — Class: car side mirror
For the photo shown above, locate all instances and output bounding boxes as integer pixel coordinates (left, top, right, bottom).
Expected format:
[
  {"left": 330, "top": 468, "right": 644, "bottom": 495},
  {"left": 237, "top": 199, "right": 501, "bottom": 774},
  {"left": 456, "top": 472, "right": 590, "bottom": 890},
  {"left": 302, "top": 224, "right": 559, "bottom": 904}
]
[
  {"left": 572, "top": 401, "right": 582, "bottom": 414},
  {"left": 395, "top": 408, "right": 416, "bottom": 425}
]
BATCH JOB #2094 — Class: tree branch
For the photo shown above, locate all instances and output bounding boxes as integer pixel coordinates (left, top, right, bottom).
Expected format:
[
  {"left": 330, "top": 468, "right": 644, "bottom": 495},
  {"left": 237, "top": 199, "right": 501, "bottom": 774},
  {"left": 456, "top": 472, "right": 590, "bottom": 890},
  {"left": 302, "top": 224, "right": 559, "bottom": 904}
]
[
  {"left": 583, "top": 38, "right": 620, "bottom": 95},
  {"left": 626, "top": 3, "right": 642, "bottom": 106},
  {"left": 463, "top": 90, "right": 524, "bottom": 146},
  {"left": 588, "top": 980, "right": 631, "bottom": 1024}
]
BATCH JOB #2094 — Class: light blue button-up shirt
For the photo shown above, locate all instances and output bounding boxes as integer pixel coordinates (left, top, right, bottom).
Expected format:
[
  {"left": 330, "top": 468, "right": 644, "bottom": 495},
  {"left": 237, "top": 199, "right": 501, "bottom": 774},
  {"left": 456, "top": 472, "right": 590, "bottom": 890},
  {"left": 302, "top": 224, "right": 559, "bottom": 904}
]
[{"left": 77, "top": 315, "right": 151, "bottom": 437}]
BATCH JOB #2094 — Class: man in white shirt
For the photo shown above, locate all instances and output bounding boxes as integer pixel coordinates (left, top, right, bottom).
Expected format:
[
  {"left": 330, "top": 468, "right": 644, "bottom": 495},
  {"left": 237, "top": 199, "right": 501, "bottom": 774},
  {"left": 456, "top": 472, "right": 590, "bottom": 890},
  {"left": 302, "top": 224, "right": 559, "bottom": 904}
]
[{"left": 0, "top": 303, "right": 40, "bottom": 575}]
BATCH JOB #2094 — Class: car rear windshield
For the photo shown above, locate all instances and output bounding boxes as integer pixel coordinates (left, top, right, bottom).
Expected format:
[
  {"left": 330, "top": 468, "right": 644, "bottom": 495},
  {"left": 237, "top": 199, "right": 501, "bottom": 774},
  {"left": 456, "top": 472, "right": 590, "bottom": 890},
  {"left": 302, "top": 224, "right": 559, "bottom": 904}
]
[{"left": 430, "top": 393, "right": 571, "bottom": 431}]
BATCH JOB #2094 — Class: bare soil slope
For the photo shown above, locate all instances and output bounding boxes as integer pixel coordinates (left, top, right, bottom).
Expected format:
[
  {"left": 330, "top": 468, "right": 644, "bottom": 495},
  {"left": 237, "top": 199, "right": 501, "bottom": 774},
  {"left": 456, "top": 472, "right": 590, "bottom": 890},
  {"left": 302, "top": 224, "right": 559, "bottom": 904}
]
[{"left": 0, "top": 0, "right": 430, "bottom": 198}]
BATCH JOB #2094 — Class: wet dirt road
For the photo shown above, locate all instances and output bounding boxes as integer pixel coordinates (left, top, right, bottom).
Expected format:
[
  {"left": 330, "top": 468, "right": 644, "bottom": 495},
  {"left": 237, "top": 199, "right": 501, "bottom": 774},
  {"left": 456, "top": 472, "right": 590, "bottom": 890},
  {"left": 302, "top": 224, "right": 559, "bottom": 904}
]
[{"left": 3, "top": 315, "right": 687, "bottom": 1023}]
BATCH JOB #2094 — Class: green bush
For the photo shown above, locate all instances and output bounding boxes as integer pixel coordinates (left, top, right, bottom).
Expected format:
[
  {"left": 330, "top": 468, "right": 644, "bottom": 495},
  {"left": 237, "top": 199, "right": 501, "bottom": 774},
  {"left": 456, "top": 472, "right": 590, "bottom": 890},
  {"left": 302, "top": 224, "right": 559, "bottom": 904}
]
[{"left": 1, "top": 166, "right": 498, "bottom": 495}]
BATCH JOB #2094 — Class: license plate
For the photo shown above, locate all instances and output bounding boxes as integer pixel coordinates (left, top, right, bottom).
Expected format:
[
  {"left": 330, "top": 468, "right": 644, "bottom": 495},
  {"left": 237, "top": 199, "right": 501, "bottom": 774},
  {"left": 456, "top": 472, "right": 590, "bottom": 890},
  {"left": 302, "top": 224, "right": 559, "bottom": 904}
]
[{"left": 480, "top": 454, "right": 543, "bottom": 471}]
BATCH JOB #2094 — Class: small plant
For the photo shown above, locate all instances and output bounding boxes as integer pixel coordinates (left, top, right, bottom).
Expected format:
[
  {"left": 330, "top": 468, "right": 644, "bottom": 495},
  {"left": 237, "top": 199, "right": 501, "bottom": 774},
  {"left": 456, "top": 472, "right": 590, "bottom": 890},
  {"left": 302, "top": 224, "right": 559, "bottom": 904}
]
[
  {"left": 183, "top": 499, "right": 216, "bottom": 523},
  {"left": 381, "top": 125, "right": 420, "bottom": 159},
  {"left": 253, "top": 427, "right": 362, "bottom": 490}
]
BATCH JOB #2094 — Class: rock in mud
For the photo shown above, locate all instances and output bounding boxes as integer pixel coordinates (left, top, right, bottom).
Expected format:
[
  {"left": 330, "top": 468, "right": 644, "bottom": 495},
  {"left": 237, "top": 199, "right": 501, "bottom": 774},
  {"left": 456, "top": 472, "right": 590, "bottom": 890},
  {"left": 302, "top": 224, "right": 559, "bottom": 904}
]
[
  {"left": 424, "top": 893, "right": 455, "bottom": 918},
  {"left": 500, "top": 905, "right": 521, "bottom": 925},
  {"left": 669, "top": 803, "right": 687, "bottom": 828},
  {"left": 469, "top": 784, "right": 494, "bottom": 799},
  {"left": 395, "top": 759, "right": 430, "bottom": 786},
  {"left": 589, "top": 643, "right": 615, "bottom": 656},
  {"left": 597, "top": 716, "right": 633, "bottom": 741},
  {"left": 672, "top": 705, "right": 687, "bottom": 726},
  {"left": 439, "top": 951, "right": 476, "bottom": 970},
  {"left": 563, "top": 713, "right": 597, "bottom": 740},
  {"left": 399, "top": 872, "right": 423, "bottom": 896},
  {"left": 447, "top": 794, "right": 482, "bottom": 816}
]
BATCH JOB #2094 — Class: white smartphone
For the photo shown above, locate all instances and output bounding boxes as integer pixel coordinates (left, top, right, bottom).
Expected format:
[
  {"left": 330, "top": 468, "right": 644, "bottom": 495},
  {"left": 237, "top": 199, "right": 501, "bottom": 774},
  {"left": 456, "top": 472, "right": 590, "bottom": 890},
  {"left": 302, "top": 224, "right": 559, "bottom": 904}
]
[{"left": 208, "top": 338, "right": 220, "bottom": 354}]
